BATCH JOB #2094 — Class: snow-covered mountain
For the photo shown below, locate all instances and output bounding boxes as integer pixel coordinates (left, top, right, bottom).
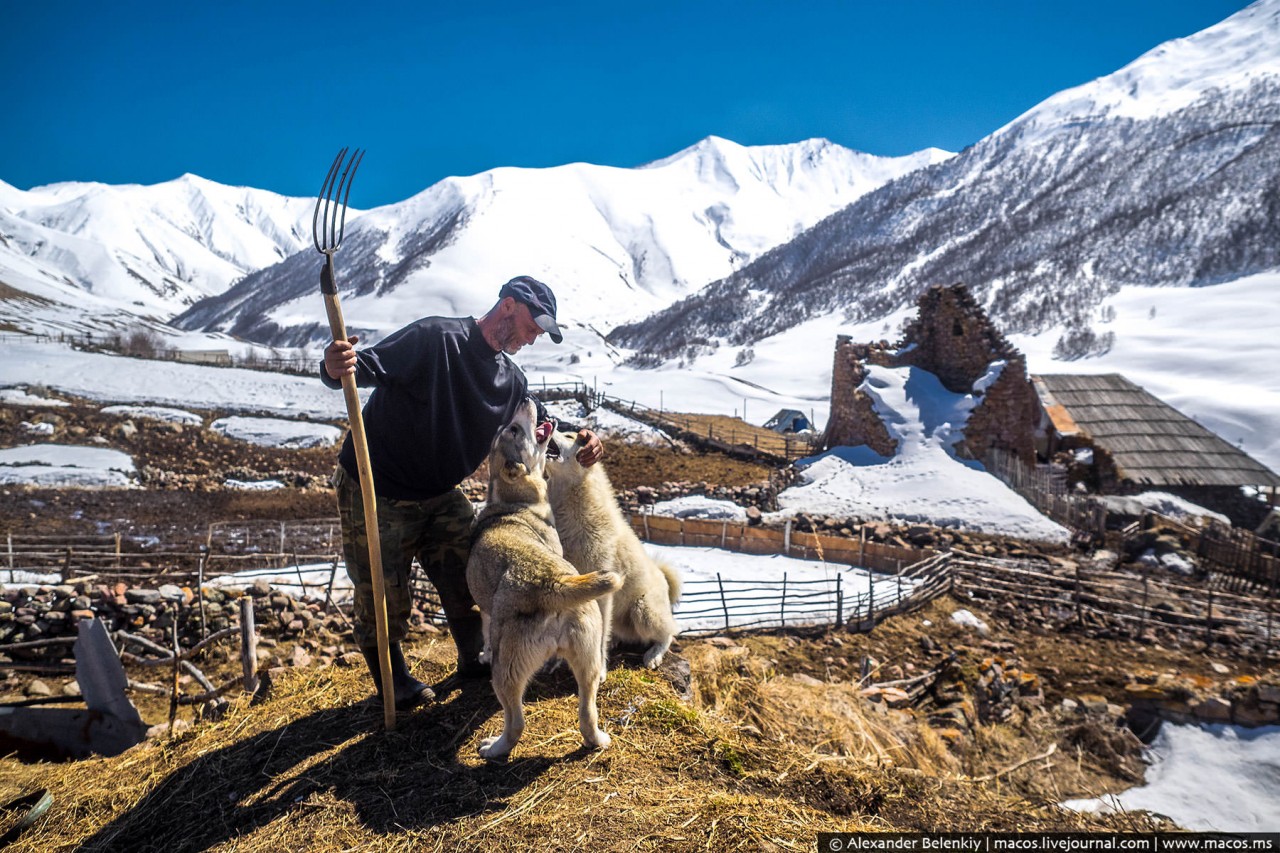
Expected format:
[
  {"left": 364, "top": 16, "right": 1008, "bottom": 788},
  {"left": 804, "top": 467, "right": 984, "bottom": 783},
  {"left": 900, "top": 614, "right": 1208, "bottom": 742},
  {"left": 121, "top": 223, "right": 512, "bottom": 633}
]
[
  {"left": 172, "top": 137, "right": 951, "bottom": 347},
  {"left": 609, "top": 0, "right": 1280, "bottom": 359},
  {"left": 0, "top": 174, "right": 324, "bottom": 329}
]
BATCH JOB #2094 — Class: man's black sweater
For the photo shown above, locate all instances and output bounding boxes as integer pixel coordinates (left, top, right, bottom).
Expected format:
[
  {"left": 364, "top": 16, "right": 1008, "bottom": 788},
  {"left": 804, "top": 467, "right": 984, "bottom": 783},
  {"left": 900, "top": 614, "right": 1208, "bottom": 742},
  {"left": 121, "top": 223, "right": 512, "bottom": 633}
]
[{"left": 321, "top": 316, "right": 528, "bottom": 501}]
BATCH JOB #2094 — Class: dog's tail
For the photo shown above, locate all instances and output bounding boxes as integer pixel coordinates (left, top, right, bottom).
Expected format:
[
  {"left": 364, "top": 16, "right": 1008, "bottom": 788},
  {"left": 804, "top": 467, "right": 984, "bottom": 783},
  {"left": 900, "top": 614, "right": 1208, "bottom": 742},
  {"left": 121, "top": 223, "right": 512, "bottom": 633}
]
[
  {"left": 657, "top": 560, "right": 682, "bottom": 605},
  {"left": 538, "top": 570, "right": 622, "bottom": 611}
]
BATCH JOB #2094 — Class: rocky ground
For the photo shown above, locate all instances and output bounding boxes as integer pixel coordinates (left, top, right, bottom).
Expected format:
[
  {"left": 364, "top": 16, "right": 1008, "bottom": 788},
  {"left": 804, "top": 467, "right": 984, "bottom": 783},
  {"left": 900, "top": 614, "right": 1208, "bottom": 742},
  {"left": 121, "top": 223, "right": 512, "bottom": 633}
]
[{"left": 2, "top": 390, "right": 1278, "bottom": 840}]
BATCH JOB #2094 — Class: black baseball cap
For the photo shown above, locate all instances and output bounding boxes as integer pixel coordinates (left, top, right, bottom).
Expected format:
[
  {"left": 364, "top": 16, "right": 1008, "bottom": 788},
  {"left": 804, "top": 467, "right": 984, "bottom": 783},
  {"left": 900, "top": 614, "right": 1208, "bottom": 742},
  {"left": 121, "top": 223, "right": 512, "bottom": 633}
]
[{"left": 500, "top": 275, "right": 563, "bottom": 343}]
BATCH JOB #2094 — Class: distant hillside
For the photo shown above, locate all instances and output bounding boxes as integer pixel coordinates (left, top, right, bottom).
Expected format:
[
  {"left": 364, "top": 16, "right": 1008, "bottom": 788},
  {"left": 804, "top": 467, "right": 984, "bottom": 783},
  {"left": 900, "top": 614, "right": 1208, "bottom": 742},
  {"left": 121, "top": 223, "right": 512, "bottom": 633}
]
[{"left": 608, "top": 2, "right": 1280, "bottom": 358}]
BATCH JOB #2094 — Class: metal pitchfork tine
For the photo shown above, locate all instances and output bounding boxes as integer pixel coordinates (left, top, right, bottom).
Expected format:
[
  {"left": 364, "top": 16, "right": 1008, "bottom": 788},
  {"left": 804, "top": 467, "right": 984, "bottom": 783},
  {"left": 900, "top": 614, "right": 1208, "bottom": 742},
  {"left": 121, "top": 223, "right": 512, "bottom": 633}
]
[
  {"left": 314, "top": 147, "right": 365, "bottom": 292},
  {"left": 312, "top": 147, "right": 398, "bottom": 732}
]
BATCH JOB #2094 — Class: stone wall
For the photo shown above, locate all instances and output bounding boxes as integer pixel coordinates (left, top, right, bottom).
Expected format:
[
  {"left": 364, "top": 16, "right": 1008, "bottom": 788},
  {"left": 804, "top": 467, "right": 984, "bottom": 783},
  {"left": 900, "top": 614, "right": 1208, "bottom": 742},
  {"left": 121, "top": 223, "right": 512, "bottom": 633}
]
[
  {"left": 823, "top": 284, "right": 1039, "bottom": 465},
  {"left": 821, "top": 336, "right": 898, "bottom": 455},
  {"left": 961, "top": 355, "right": 1039, "bottom": 465},
  {"left": 898, "top": 284, "right": 1014, "bottom": 393}
]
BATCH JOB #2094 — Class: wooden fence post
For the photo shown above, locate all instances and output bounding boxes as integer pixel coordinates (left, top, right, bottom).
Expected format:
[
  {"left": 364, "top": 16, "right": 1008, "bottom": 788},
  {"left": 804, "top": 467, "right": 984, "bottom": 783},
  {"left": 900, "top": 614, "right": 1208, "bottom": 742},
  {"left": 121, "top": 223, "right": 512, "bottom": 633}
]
[
  {"left": 835, "top": 574, "right": 844, "bottom": 630},
  {"left": 1138, "top": 574, "right": 1149, "bottom": 640},
  {"left": 717, "top": 573, "right": 730, "bottom": 633},
  {"left": 169, "top": 619, "right": 181, "bottom": 734},
  {"left": 780, "top": 572, "right": 787, "bottom": 629},
  {"left": 1074, "top": 563, "right": 1084, "bottom": 626},
  {"left": 197, "top": 547, "right": 209, "bottom": 641},
  {"left": 240, "top": 596, "right": 259, "bottom": 694},
  {"left": 1205, "top": 589, "right": 1215, "bottom": 649}
]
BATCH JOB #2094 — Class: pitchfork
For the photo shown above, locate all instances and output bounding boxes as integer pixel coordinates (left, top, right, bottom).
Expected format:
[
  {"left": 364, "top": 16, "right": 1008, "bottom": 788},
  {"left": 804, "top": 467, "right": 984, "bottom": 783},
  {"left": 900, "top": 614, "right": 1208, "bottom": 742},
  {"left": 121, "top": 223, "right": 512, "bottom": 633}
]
[{"left": 314, "top": 148, "right": 397, "bottom": 731}]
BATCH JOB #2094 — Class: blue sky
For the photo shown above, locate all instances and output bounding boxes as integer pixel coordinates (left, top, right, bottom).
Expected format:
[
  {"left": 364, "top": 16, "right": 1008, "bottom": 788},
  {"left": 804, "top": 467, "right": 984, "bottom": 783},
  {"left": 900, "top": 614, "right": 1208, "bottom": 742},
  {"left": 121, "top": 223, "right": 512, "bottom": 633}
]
[{"left": 1, "top": 0, "right": 1250, "bottom": 208}]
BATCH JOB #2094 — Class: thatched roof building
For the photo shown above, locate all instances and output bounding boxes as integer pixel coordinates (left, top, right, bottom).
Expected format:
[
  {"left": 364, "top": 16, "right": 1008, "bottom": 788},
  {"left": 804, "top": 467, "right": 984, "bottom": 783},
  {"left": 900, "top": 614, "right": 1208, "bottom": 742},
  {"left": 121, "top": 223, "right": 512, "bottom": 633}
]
[{"left": 1032, "top": 373, "right": 1280, "bottom": 490}]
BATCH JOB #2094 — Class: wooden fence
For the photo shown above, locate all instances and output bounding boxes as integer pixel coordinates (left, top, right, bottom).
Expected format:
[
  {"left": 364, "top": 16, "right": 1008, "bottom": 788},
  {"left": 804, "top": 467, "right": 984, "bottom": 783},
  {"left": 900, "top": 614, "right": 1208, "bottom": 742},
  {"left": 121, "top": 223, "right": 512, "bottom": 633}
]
[
  {"left": 8, "top": 523, "right": 1280, "bottom": 652},
  {"left": 585, "top": 393, "right": 819, "bottom": 463},
  {"left": 675, "top": 552, "right": 953, "bottom": 637},
  {"left": 984, "top": 449, "right": 1280, "bottom": 594},
  {"left": 1126, "top": 513, "right": 1280, "bottom": 596},
  {"left": 951, "top": 550, "right": 1279, "bottom": 654},
  {"left": 983, "top": 448, "right": 1107, "bottom": 543},
  {"left": 629, "top": 514, "right": 931, "bottom": 574}
]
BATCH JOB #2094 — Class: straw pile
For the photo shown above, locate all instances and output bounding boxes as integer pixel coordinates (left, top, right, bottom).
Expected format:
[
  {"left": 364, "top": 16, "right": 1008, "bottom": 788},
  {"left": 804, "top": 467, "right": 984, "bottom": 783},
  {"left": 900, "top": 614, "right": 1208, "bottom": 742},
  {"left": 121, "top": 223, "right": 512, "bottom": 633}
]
[{"left": 0, "top": 629, "right": 1152, "bottom": 852}]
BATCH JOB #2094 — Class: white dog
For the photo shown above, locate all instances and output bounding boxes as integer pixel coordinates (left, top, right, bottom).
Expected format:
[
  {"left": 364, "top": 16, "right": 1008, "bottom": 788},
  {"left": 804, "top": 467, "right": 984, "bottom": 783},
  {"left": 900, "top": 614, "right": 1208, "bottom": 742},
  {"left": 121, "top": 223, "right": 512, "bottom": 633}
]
[
  {"left": 546, "top": 429, "right": 681, "bottom": 668},
  {"left": 466, "top": 401, "right": 621, "bottom": 761}
]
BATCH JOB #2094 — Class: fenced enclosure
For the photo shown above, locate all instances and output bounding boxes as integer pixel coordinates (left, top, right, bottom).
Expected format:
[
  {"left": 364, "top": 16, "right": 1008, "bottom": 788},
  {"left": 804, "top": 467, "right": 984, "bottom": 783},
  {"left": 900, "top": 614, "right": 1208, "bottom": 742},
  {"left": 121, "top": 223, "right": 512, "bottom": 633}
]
[
  {"left": 951, "top": 550, "right": 1279, "bottom": 654},
  {"left": 674, "top": 552, "right": 953, "bottom": 636},
  {"left": 984, "top": 448, "right": 1280, "bottom": 592},
  {"left": 5, "top": 515, "right": 951, "bottom": 639},
  {"left": 9, "top": 505, "right": 1280, "bottom": 653}
]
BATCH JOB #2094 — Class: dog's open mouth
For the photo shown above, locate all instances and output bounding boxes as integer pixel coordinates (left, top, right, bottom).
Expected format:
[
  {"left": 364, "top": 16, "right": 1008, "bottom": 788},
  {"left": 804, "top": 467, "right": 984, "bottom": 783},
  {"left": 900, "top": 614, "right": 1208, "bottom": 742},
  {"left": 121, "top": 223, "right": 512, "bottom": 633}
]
[{"left": 535, "top": 421, "right": 554, "bottom": 446}]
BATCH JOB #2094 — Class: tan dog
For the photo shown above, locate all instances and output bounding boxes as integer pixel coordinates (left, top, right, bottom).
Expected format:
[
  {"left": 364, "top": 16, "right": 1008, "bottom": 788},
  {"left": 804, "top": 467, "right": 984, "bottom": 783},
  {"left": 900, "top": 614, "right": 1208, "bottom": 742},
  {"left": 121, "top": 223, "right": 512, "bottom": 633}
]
[
  {"left": 546, "top": 429, "right": 681, "bottom": 669},
  {"left": 466, "top": 399, "right": 621, "bottom": 761}
]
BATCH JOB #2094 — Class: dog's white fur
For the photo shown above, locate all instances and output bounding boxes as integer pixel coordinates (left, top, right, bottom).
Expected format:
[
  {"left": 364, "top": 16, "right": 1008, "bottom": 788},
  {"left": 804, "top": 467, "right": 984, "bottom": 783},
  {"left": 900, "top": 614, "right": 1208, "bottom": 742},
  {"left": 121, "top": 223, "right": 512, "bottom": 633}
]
[
  {"left": 466, "top": 401, "right": 621, "bottom": 761},
  {"left": 546, "top": 429, "right": 681, "bottom": 669}
]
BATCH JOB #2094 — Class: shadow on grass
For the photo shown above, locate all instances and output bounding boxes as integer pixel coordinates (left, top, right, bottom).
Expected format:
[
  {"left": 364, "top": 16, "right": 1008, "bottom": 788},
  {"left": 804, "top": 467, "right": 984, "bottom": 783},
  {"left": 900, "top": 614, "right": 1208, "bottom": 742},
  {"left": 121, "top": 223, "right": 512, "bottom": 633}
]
[{"left": 72, "top": 678, "right": 568, "bottom": 852}]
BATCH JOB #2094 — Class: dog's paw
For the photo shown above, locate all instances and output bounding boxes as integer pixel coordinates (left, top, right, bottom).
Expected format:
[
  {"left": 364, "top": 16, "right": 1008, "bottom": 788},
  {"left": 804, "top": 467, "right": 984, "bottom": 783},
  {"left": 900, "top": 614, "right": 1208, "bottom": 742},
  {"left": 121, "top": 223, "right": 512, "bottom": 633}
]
[
  {"left": 642, "top": 649, "right": 666, "bottom": 669},
  {"left": 586, "top": 729, "right": 612, "bottom": 751},
  {"left": 478, "top": 735, "right": 511, "bottom": 762}
]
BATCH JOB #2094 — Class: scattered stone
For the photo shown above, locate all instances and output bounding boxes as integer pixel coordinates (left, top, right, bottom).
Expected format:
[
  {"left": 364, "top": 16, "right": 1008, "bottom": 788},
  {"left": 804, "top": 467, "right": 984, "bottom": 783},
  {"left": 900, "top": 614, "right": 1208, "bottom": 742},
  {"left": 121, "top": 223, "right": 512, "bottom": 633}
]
[{"left": 25, "top": 680, "right": 53, "bottom": 697}]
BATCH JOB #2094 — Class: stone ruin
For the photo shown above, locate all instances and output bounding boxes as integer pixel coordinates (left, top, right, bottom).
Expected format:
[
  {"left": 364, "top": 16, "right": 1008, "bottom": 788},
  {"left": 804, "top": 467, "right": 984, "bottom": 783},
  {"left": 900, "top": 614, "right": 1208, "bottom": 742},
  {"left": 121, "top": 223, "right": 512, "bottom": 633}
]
[{"left": 822, "top": 283, "right": 1039, "bottom": 465}]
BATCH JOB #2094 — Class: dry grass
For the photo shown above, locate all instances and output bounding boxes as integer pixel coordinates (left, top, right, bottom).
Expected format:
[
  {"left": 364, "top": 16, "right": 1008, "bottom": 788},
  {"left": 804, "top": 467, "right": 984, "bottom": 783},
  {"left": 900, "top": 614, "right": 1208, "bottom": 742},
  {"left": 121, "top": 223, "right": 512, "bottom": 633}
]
[{"left": 0, "top": 629, "right": 1157, "bottom": 852}]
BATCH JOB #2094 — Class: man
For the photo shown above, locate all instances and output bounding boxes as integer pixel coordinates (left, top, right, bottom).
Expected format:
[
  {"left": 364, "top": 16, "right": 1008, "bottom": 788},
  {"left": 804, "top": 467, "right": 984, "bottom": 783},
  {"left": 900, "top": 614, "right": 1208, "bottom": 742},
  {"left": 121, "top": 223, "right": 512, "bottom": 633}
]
[{"left": 322, "top": 275, "right": 603, "bottom": 710}]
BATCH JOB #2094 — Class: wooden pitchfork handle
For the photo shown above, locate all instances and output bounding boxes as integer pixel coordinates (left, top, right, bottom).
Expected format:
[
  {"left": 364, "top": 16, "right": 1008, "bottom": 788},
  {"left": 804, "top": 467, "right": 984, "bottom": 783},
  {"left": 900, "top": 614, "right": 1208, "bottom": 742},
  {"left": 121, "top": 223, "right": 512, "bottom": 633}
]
[{"left": 314, "top": 148, "right": 397, "bottom": 731}]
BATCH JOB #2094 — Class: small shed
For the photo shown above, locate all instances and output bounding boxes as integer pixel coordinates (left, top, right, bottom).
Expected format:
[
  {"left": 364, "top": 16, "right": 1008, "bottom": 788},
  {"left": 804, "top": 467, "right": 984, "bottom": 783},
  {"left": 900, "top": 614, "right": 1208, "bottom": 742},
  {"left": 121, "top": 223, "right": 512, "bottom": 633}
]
[
  {"left": 763, "top": 409, "right": 811, "bottom": 434},
  {"left": 1032, "top": 373, "right": 1280, "bottom": 526}
]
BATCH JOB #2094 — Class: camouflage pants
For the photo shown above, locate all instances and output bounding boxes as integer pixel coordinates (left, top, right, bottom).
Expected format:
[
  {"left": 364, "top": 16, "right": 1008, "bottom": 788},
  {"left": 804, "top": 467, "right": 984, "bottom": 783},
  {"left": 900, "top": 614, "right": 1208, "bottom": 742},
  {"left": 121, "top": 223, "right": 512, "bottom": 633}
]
[{"left": 333, "top": 466, "right": 482, "bottom": 665}]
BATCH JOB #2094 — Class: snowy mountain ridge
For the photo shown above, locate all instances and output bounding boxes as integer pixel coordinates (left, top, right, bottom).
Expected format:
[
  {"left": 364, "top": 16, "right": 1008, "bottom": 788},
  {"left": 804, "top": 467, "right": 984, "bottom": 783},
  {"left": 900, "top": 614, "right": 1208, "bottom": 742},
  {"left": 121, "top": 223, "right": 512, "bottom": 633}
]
[
  {"left": 171, "top": 135, "right": 952, "bottom": 347},
  {"left": 609, "top": 0, "right": 1280, "bottom": 359},
  {"left": 0, "top": 173, "right": 328, "bottom": 321},
  {"left": 1004, "top": 0, "right": 1280, "bottom": 139}
]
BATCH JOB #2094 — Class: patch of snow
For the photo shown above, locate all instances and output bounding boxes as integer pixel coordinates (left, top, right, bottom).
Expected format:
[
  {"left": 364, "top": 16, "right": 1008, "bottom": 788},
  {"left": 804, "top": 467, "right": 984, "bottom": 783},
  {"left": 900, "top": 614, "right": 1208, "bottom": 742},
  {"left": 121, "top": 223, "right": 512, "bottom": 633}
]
[
  {"left": 206, "top": 563, "right": 351, "bottom": 603},
  {"left": 950, "top": 608, "right": 990, "bottom": 634},
  {"left": 0, "top": 443, "right": 136, "bottom": 487},
  {"left": 645, "top": 543, "right": 918, "bottom": 634},
  {"left": 101, "top": 404, "right": 204, "bottom": 426},
  {"left": 1062, "top": 723, "right": 1280, "bottom": 831},
  {"left": 544, "top": 399, "right": 672, "bottom": 447},
  {"left": 210, "top": 416, "right": 342, "bottom": 449},
  {"left": 1158, "top": 551, "right": 1196, "bottom": 575},
  {"left": 649, "top": 496, "right": 748, "bottom": 521},
  {"left": 0, "top": 387, "right": 69, "bottom": 407},
  {"left": 224, "top": 478, "right": 287, "bottom": 491},
  {"left": 20, "top": 421, "right": 55, "bottom": 436},
  {"left": 774, "top": 365, "right": 1069, "bottom": 542}
]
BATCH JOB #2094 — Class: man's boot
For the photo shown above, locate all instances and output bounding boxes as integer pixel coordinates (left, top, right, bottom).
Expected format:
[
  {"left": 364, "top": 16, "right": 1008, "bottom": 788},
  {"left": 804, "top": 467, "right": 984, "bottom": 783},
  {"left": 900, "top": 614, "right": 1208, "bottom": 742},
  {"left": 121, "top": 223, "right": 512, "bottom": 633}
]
[
  {"left": 362, "top": 643, "right": 435, "bottom": 711},
  {"left": 448, "top": 613, "right": 490, "bottom": 679}
]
